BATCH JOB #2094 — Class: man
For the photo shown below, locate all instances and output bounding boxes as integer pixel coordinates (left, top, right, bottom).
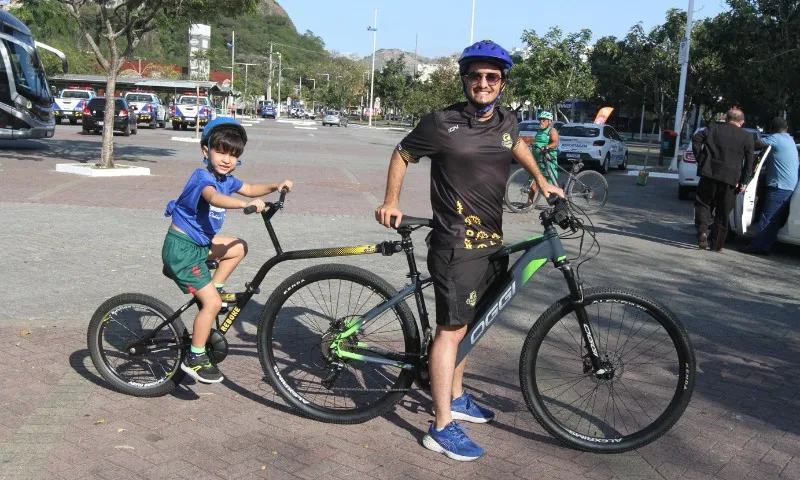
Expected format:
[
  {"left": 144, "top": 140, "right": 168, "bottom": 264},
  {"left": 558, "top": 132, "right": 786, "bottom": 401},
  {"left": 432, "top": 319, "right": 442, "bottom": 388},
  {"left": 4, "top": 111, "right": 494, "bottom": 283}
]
[
  {"left": 692, "top": 108, "right": 755, "bottom": 251},
  {"left": 741, "top": 117, "right": 799, "bottom": 254},
  {"left": 375, "top": 40, "right": 563, "bottom": 461}
]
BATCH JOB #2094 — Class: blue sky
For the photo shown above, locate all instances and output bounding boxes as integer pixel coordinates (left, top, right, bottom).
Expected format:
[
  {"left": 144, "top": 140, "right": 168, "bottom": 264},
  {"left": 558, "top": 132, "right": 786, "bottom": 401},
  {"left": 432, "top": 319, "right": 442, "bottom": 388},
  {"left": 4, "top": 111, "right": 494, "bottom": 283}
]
[{"left": 281, "top": 0, "right": 728, "bottom": 59}]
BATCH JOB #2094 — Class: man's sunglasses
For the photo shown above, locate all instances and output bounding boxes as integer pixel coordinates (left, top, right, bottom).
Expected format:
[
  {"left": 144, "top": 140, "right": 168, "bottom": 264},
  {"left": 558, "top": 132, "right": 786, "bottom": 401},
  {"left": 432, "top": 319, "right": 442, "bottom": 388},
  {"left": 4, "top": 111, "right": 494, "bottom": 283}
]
[{"left": 464, "top": 72, "right": 503, "bottom": 86}]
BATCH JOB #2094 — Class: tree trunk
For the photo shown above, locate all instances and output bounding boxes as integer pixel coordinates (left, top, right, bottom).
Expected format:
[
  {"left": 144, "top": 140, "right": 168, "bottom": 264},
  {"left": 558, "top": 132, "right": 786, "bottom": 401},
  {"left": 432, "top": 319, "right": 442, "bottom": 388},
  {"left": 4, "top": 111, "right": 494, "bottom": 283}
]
[{"left": 101, "top": 69, "right": 118, "bottom": 168}]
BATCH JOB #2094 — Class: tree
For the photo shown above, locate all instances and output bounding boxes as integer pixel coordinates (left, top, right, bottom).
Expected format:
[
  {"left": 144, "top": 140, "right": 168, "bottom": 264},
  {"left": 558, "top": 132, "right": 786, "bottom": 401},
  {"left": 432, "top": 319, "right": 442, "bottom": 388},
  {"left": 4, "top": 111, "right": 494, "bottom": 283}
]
[
  {"left": 403, "top": 58, "right": 461, "bottom": 120},
  {"left": 31, "top": 0, "right": 257, "bottom": 168},
  {"left": 510, "top": 27, "right": 595, "bottom": 120},
  {"left": 375, "top": 55, "right": 409, "bottom": 117}
]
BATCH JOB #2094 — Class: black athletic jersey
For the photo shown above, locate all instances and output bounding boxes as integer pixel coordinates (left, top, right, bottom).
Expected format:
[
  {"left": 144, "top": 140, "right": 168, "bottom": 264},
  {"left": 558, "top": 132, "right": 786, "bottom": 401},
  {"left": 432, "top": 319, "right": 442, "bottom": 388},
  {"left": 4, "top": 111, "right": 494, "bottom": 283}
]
[{"left": 397, "top": 103, "right": 521, "bottom": 250}]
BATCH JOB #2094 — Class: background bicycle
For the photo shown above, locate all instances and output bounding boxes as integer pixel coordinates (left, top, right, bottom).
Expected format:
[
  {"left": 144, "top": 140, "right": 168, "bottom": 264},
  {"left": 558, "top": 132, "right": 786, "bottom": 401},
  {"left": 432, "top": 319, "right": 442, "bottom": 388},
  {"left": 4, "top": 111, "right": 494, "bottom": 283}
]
[{"left": 505, "top": 146, "right": 608, "bottom": 215}]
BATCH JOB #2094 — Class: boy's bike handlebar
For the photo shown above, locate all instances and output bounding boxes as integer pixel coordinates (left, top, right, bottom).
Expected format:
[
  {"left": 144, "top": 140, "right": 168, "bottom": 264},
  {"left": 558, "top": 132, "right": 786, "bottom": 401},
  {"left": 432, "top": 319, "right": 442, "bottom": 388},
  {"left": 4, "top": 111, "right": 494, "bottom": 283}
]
[{"left": 244, "top": 188, "right": 289, "bottom": 215}]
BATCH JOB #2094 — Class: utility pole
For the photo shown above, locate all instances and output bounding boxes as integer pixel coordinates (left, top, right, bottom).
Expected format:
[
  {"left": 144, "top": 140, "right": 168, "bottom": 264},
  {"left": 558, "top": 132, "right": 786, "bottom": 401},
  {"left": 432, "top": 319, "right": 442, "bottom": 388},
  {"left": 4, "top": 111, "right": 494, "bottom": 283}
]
[
  {"left": 277, "top": 53, "right": 282, "bottom": 118},
  {"left": 236, "top": 62, "right": 258, "bottom": 116},
  {"left": 670, "top": 0, "right": 694, "bottom": 172},
  {"left": 268, "top": 43, "right": 273, "bottom": 102},
  {"left": 413, "top": 33, "right": 418, "bottom": 77},
  {"left": 470, "top": 0, "right": 476, "bottom": 44},
  {"left": 368, "top": 9, "right": 378, "bottom": 127},
  {"left": 230, "top": 31, "right": 235, "bottom": 87}
]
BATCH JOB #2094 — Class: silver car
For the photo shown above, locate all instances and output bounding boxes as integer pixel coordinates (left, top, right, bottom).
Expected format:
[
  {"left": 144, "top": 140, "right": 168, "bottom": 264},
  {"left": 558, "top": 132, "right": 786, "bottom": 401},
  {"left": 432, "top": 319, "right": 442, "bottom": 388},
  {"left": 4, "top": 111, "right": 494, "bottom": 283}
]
[{"left": 322, "top": 111, "right": 348, "bottom": 127}]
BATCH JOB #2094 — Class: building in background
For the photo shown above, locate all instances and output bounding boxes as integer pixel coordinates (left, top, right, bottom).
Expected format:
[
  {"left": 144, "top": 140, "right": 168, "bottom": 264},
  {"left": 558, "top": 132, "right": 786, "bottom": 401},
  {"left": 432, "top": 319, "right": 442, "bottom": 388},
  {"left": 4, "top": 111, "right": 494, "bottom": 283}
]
[{"left": 188, "top": 24, "right": 211, "bottom": 80}]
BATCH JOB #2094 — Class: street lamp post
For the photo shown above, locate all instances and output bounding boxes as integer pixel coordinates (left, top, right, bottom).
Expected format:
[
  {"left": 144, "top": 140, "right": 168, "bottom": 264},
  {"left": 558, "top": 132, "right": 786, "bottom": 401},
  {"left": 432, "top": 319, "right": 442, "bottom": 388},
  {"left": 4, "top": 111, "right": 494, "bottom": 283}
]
[
  {"left": 367, "top": 9, "right": 378, "bottom": 127},
  {"left": 470, "top": 0, "right": 476, "bottom": 43},
  {"left": 320, "top": 73, "right": 330, "bottom": 86},
  {"left": 670, "top": 0, "right": 695, "bottom": 172}
]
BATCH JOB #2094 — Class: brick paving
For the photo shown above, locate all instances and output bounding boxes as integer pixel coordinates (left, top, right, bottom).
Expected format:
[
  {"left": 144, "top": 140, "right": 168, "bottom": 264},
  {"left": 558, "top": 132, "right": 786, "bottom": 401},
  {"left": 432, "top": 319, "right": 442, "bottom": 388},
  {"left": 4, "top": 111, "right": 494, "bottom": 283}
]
[{"left": 1, "top": 121, "right": 798, "bottom": 479}]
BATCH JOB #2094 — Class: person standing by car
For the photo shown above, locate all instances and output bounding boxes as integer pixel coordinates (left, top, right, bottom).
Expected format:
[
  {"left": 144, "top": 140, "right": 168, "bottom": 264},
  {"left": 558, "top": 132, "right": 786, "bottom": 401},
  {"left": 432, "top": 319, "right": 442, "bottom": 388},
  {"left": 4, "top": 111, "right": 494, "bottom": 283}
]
[
  {"left": 741, "top": 117, "right": 799, "bottom": 254},
  {"left": 375, "top": 40, "right": 563, "bottom": 461},
  {"left": 692, "top": 108, "right": 755, "bottom": 251}
]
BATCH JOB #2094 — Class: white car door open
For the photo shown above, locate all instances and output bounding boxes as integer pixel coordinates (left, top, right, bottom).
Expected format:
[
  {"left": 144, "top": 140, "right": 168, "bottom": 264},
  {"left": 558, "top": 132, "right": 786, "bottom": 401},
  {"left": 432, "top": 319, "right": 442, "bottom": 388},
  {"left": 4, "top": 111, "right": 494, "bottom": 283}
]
[{"left": 735, "top": 145, "right": 772, "bottom": 234}]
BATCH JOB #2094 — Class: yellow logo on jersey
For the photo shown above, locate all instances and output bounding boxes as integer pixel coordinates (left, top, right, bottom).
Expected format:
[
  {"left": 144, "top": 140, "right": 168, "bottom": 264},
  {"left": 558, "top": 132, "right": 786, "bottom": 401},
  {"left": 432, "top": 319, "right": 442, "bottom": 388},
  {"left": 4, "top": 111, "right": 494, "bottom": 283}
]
[
  {"left": 466, "top": 291, "right": 477, "bottom": 307},
  {"left": 502, "top": 133, "right": 513, "bottom": 149}
]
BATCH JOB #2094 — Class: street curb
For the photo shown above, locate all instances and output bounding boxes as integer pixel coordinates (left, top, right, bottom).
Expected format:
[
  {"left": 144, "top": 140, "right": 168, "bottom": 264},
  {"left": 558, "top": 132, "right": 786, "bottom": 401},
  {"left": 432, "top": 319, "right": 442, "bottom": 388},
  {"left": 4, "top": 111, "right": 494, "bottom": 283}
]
[{"left": 55, "top": 163, "right": 150, "bottom": 176}]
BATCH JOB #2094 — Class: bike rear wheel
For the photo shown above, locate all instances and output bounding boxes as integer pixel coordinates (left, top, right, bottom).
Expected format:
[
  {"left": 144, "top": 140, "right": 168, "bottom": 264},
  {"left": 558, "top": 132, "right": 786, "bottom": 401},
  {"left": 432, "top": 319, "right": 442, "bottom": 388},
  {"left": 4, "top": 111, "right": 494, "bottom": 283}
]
[
  {"left": 566, "top": 170, "right": 608, "bottom": 215},
  {"left": 258, "top": 264, "right": 420, "bottom": 424},
  {"left": 520, "top": 287, "right": 695, "bottom": 453},
  {"left": 505, "top": 168, "right": 539, "bottom": 213},
  {"left": 87, "top": 293, "right": 188, "bottom": 397}
]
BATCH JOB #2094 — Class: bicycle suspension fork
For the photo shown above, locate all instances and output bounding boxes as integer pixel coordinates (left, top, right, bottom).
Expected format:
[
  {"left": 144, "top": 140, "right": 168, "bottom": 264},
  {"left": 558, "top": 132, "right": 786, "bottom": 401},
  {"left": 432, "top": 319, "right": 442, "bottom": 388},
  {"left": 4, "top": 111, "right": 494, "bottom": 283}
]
[{"left": 560, "top": 261, "right": 609, "bottom": 378}]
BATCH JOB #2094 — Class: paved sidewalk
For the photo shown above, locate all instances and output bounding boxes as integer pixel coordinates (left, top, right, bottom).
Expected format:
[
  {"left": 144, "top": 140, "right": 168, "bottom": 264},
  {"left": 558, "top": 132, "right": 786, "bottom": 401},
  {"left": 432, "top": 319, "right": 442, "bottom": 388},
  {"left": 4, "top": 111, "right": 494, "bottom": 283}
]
[{"left": 1, "top": 123, "right": 799, "bottom": 479}]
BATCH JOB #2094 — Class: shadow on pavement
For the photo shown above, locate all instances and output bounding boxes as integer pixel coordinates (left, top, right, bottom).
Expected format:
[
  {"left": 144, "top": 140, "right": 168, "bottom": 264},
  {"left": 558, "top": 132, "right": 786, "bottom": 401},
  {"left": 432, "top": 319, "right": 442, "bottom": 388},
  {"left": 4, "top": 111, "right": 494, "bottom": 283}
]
[{"left": 0, "top": 138, "right": 177, "bottom": 164}]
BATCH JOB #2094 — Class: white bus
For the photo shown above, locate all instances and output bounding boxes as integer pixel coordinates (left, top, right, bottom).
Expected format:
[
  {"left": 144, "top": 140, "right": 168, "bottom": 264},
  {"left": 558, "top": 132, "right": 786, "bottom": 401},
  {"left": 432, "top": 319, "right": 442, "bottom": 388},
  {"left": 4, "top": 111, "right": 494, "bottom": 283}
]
[{"left": 0, "top": 9, "right": 67, "bottom": 140}]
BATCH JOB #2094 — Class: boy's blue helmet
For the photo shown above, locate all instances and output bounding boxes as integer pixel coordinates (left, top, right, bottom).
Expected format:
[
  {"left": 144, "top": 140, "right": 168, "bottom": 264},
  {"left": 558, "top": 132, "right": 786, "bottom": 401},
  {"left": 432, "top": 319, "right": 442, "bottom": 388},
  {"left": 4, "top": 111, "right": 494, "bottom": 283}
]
[
  {"left": 201, "top": 117, "right": 247, "bottom": 167},
  {"left": 458, "top": 40, "right": 513, "bottom": 77},
  {"left": 202, "top": 117, "right": 248, "bottom": 148}
]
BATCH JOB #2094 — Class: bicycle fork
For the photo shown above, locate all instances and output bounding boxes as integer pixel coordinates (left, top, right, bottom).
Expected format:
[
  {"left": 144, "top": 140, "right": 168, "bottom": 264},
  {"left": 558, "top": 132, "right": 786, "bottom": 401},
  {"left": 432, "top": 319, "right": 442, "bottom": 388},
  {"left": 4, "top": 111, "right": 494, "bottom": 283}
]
[{"left": 561, "top": 263, "right": 613, "bottom": 380}]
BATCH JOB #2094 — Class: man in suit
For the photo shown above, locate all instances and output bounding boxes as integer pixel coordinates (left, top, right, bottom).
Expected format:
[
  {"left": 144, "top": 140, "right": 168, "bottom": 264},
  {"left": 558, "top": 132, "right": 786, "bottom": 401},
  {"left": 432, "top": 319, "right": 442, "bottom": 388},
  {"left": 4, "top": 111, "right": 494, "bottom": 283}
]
[{"left": 692, "top": 108, "right": 755, "bottom": 251}]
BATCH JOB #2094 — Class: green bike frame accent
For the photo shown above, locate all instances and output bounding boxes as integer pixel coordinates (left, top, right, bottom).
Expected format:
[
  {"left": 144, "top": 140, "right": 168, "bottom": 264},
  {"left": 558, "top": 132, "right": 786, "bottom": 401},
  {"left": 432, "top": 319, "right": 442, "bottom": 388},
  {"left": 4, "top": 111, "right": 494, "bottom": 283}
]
[{"left": 332, "top": 229, "right": 569, "bottom": 369}]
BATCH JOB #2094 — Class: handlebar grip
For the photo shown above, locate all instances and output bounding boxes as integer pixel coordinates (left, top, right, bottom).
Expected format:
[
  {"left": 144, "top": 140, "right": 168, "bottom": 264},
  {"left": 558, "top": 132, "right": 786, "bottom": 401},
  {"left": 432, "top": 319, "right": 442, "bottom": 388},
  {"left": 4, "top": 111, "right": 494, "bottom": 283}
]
[
  {"left": 278, "top": 188, "right": 288, "bottom": 203},
  {"left": 243, "top": 205, "right": 258, "bottom": 215}
]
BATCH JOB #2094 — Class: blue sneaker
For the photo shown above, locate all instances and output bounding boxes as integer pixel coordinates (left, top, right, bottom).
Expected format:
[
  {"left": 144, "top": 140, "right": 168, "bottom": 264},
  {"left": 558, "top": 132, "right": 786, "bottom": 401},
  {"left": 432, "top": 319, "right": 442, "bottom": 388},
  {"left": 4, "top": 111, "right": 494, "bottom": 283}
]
[
  {"left": 451, "top": 392, "right": 495, "bottom": 423},
  {"left": 422, "top": 421, "right": 485, "bottom": 461}
]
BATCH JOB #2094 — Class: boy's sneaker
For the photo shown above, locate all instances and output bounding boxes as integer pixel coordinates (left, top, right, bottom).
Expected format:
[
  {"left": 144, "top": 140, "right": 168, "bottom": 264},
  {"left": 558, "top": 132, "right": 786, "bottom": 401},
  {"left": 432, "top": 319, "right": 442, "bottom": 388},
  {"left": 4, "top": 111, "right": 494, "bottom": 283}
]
[
  {"left": 181, "top": 353, "right": 223, "bottom": 384},
  {"left": 422, "top": 421, "right": 485, "bottom": 461},
  {"left": 450, "top": 392, "right": 495, "bottom": 423}
]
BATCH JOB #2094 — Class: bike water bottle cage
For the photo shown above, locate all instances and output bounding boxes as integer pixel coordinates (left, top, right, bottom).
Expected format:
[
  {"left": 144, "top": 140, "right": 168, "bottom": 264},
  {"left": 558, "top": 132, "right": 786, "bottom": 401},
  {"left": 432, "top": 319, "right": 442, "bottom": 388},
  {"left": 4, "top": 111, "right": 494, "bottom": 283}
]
[{"left": 458, "top": 40, "right": 513, "bottom": 117}]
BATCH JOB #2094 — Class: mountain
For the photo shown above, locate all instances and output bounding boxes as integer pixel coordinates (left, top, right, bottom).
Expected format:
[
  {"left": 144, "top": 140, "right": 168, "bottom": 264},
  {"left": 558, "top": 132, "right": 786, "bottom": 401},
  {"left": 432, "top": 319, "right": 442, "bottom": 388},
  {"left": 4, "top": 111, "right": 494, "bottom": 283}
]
[
  {"left": 364, "top": 48, "right": 438, "bottom": 76},
  {"left": 256, "top": 0, "right": 294, "bottom": 29}
]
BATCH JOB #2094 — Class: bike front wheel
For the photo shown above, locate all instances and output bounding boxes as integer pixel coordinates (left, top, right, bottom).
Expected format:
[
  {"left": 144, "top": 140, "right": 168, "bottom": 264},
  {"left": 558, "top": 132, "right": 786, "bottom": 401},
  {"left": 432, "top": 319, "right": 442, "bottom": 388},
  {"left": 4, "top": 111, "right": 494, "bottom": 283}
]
[
  {"left": 520, "top": 287, "right": 695, "bottom": 453},
  {"left": 505, "top": 168, "right": 539, "bottom": 213},
  {"left": 87, "top": 293, "right": 188, "bottom": 397},
  {"left": 566, "top": 170, "right": 608, "bottom": 215},
  {"left": 258, "top": 264, "right": 420, "bottom": 424}
]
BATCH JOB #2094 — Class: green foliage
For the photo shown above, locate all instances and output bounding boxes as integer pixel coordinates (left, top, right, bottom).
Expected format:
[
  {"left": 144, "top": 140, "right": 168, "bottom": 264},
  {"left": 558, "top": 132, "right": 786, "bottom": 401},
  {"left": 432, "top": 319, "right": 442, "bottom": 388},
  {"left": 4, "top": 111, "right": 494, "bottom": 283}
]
[
  {"left": 375, "top": 55, "right": 409, "bottom": 112},
  {"left": 509, "top": 27, "right": 595, "bottom": 118},
  {"left": 403, "top": 59, "right": 462, "bottom": 118}
]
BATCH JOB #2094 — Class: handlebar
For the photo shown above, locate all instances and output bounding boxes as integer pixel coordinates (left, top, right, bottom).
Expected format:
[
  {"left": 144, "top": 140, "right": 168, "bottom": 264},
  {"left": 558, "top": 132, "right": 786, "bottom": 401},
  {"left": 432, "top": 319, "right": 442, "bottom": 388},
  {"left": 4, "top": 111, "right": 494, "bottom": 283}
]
[
  {"left": 244, "top": 187, "right": 290, "bottom": 215},
  {"left": 541, "top": 195, "right": 580, "bottom": 232}
]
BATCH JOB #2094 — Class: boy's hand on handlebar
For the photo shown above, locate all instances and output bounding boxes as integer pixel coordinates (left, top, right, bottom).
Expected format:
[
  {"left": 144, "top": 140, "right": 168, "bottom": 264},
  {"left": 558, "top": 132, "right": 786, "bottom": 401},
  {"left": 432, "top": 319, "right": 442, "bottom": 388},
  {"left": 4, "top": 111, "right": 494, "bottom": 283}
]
[
  {"left": 539, "top": 182, "right": 564, "bottom": 200},
  {"left": 245, "top": 198, "right": 266, "bottom": 213},
  {"left": 375, "top": 202, "right": 402, "bottom": 228},
  {"left": 277, "top": 180, "right": 293, "bottom": 192}
]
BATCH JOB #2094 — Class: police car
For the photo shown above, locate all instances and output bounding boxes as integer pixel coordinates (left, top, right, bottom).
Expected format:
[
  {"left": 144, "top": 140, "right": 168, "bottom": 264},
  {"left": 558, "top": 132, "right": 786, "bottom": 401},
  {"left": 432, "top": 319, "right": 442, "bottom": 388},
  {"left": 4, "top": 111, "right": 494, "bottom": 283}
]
[
  {"left": 52, "top": 86, "right": 97, "bottom": 125},
  {"left": 557, "top": 123, "right": 628, "bottom": 173},
  {"left": 124, "top": 91, "right": 167, "bottom": 129},
  {"left": 171, "top": 93, "right": 212, "bottom": 130}
]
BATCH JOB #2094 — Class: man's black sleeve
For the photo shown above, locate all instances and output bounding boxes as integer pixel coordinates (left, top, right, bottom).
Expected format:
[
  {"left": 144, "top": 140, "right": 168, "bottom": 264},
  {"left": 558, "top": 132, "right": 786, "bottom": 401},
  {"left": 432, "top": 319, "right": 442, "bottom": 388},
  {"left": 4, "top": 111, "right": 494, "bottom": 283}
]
[{"left": 396, "top": 113, "right": 439, "bottom": 164}]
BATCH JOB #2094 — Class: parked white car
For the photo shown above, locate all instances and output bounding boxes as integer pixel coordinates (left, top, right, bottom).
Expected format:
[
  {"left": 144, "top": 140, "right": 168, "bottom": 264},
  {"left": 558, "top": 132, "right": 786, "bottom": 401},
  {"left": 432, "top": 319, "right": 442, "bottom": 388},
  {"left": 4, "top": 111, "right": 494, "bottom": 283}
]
[
  {"left": 729, "top": 144, "right": 800, "bottom": 246},
  {"left": 557, "top": 123, "right": 628, "bottom": 173},
  {"left": 677, "top": 127, "right": 765, "bottom": 200}
]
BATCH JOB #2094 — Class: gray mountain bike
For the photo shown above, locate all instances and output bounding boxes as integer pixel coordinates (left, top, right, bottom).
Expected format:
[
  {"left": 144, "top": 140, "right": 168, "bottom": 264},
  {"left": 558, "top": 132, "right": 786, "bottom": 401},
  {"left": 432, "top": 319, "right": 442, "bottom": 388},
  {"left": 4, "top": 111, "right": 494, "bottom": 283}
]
[
  {"left": 259, "top": 197, "right": 696, "bottom": 453},
  {"left": 505, "top": 146, "right": 609, "bottom": 214}
]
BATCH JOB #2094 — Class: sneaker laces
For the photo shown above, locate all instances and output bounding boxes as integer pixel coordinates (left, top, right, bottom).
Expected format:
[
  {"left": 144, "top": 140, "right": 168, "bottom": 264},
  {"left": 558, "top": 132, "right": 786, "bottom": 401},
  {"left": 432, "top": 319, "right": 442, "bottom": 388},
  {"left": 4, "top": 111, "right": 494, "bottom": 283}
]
[{"left": 443, "top": 422, "right": 472, "bottom": 445}]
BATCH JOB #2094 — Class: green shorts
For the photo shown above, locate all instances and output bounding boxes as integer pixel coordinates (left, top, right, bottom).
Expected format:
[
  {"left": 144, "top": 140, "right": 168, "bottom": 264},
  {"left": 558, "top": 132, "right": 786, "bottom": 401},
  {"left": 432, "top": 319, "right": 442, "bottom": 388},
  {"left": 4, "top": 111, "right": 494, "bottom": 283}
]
[{"left": 162, "top": 229, "right": 211, "bottom": 294}]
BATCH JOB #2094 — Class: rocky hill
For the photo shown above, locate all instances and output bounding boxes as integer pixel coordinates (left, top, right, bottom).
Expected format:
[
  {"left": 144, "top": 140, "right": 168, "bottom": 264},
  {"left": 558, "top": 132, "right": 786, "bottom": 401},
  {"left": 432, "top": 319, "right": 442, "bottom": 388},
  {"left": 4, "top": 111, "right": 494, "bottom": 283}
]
[
  {"left": 364, "top": 48, "right": 438, "bottom": 75},
  {"left": 257, "top": 0, "right": 294, "bottom": 29}
]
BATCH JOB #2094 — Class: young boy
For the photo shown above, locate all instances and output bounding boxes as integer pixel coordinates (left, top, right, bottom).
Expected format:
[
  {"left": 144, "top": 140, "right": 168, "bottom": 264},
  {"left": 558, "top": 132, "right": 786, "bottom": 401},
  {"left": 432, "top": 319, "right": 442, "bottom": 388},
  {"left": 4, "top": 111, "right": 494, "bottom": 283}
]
[{"left": 162, "top": 117, "right": 292, "bottom": 383}]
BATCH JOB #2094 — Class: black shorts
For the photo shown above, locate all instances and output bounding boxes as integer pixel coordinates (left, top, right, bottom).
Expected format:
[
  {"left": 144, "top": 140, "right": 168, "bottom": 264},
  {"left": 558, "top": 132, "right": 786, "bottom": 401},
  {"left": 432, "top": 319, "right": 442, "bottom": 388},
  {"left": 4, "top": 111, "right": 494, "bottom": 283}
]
[{"left": 427, "top": 247, "right": 509, "bottom": 326}]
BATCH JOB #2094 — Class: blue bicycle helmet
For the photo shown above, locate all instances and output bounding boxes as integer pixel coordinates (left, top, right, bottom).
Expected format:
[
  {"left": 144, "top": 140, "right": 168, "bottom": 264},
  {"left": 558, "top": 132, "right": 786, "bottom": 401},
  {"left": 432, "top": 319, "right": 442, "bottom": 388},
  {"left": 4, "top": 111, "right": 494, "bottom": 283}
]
[
  {"left": 201, "top": 117, "right": 248, "bottom": 168},
  {"left": 458, "top": 40, "right": 513, "bottom": 77}
]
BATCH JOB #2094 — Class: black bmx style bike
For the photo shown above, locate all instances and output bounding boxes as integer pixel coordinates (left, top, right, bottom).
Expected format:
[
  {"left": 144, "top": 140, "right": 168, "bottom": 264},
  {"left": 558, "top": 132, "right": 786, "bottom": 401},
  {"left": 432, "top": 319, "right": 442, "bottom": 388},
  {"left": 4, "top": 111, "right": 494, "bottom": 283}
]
[
  {"left": 505, "top": 146, "right": 609, "bottom": 215},
  {"left": 88, "top": 192, "right": 696, "bottom": 454}
]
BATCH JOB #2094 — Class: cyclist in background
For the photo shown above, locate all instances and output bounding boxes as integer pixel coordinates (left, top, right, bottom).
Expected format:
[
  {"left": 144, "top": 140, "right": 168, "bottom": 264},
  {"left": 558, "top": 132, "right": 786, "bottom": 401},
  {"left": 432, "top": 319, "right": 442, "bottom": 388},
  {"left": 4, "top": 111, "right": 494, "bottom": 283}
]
[
  {"left": 375, "top": 39, "right": 563, "bottom": 461},
  {"left": 526, "top": 111, "right": 561, "bottom": 206}
]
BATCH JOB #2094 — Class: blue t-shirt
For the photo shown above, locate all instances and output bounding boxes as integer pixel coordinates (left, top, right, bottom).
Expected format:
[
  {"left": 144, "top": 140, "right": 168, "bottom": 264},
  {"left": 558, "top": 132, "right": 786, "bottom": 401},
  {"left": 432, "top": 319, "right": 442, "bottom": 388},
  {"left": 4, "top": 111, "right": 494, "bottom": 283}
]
[
  {"left": 164, "top": 168, "right": 244, "bottom": 246},
  {"left": 760, "top": 132, "right": 799, "bottom": 191}
]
